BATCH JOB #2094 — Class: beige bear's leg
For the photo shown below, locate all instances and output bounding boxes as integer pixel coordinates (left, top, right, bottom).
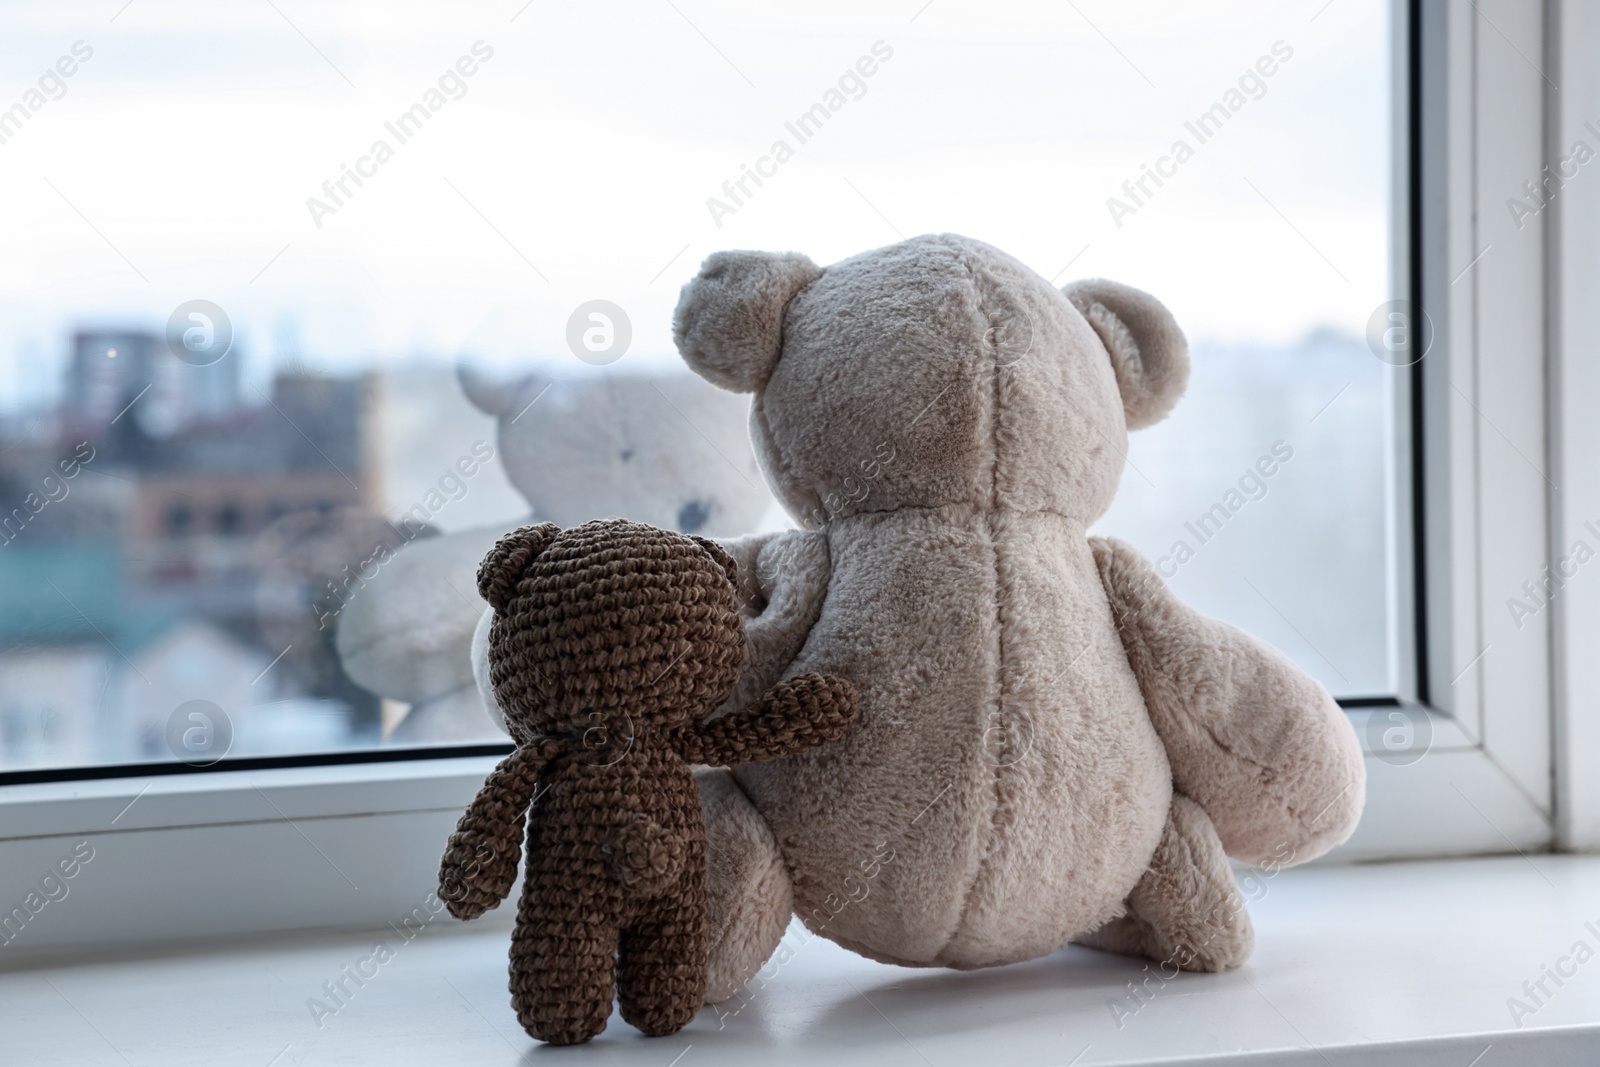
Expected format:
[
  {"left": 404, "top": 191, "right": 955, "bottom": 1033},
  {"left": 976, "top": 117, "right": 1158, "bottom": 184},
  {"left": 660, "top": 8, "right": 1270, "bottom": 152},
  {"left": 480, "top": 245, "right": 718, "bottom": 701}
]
[
  {"left": 697, "top": 768, "right": 793, "bottom": 1003},
  {"left": 1076, "top": 792, "right": 1253, "bottom": 973}
]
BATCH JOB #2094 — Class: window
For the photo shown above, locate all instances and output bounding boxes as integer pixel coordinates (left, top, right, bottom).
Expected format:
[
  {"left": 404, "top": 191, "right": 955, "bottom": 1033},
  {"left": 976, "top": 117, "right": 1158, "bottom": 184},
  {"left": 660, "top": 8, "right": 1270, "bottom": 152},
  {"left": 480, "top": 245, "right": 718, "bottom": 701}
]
[
  {"left": 0, "top": 1, "right": 1394, "bottom": 776},
  {"left": 0, "top": 0, "right": 1582, "bottom": 952}
]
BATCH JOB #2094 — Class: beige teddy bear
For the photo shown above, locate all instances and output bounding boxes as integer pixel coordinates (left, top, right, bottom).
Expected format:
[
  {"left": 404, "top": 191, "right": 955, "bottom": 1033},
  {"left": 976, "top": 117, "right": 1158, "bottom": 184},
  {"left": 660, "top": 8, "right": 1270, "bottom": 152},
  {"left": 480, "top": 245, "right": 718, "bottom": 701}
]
[{"left": 666, "top": 234, "right": 1366, "bottom": 998}]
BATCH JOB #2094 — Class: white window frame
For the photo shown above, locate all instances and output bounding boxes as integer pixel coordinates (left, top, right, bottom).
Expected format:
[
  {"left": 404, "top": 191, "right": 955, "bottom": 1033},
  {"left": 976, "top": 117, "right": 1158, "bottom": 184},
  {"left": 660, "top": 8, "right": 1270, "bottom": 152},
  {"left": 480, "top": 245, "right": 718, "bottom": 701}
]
[
  {"left": 1546, "top": 0, "right": 1600, "bottom": 852},
  {"left": 0, "top": 0, "right": 1586, "bottom": 956},
  {"left": 1337, "top": 0, "right": 1558, "bottom": 860}
]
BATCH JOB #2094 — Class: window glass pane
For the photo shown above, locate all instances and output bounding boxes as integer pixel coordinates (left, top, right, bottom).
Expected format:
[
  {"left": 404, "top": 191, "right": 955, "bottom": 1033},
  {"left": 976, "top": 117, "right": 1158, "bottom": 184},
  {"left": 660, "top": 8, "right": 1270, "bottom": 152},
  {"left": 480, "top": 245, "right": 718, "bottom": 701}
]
[{"left": 0, "top": 0, "right": 1390, "bottom": 771}]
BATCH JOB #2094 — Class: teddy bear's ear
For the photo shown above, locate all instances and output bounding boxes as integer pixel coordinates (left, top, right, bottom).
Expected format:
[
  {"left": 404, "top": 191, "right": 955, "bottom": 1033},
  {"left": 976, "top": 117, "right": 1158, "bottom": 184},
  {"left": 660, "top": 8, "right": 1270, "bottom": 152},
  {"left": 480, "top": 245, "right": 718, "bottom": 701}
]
[
  {"left": 689, "top": 534, "right": 739, "bottom": 591},
  {"left": 673, "top": 250, "right": 822, "bottom": 393},
  {"left": 458, "top": 365, "right": 554, "bottom": 422},
  {"left": 457, "top": 364, "right": 518, "bottom": 417},
  {"left": 1063, "top": 278, "right": 1190, "bottom": 430},
  {"left": 477, "top": 522, "right": 560, "bottom": 613}
]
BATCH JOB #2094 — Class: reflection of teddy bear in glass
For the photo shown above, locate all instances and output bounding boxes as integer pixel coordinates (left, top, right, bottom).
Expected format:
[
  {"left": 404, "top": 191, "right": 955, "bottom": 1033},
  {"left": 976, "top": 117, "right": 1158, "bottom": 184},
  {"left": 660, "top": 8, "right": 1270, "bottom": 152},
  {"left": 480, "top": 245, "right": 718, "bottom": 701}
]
[
  {"left": 437, "top": 519, "right": 855, "bottom": 1045},
  {"left": 333, "top": 372, "right": 775, "bottom": 743}
]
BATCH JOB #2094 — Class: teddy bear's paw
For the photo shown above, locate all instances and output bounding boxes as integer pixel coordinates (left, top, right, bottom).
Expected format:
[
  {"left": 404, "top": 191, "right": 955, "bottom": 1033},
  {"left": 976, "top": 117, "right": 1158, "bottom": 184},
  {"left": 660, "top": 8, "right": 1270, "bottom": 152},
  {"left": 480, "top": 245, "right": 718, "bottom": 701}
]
[
  {"left": 438, "top": 830, "right": 519, "bottom": 921},
  {"left": 1123, "top": 793, "right": 1256, "bottom": 973},
  {"left": 1142, "top": 906, "right": 1254, "bottom": 974},
  {"left": 769, "top": 672, "right": 859, "bottom": 748},
  {"left": 1172, "top": 921, "right": 1253, "bottom": 973},
  {"left": 1079, "top": 792, "right": 1255, "bottom": 973},
  {"left": 1074, "top": 911, "right": 1163, "bottom": 963}
]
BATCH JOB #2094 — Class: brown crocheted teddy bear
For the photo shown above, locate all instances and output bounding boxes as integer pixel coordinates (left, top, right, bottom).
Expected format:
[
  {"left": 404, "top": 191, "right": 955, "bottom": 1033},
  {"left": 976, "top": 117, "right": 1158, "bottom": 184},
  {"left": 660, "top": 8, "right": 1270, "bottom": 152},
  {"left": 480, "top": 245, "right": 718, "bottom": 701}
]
[{"left": 437, "top": 518, "right": 858, "bottom": 1045}]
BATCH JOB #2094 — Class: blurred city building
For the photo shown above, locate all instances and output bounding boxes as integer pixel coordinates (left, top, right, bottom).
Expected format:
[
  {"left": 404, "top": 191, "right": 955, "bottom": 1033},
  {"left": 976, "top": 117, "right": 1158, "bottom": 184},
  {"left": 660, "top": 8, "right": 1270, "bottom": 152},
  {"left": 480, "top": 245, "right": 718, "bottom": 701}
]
[{"left": 0, "top": 333, "right": 384, "bottom": 767}]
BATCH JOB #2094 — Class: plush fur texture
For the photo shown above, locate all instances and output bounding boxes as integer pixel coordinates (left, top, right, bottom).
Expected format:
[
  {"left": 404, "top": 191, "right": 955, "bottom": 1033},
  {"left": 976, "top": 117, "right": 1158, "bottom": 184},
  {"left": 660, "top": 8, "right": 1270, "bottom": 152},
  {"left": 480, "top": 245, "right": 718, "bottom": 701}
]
[
  {"left": 439, "top": 519, "right": 856, "bottom": 1043},
  {"left": 660, "top": 233, "right": 1367, "bottom": 994},
  {"left": 695, "top": 768, "right": 795, "bottom": 1002},
  {"left": 673, "top": 251, "right": 823, "bottom": 393},
  {"left": 1063, "top": 278, "right": 1190, "bottom": 431},
  {"left": 1073, "top": 793, "right": 1253, "bottom": 972},
  {"left": 1090, "top": 536, "right": 1364, "bottom": 865}
]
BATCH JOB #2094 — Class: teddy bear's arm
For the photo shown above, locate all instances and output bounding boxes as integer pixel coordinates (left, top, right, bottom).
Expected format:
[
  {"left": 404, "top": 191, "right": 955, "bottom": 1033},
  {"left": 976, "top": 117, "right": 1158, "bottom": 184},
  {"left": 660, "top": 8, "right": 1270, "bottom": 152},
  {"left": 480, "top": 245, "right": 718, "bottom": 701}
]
[
  {"left": 437, "top": 740, "right": 558, "bottom": 920},
  {"left": 1089, "top": 536, "right": 1366, "bottom": 867},
  {"left": 714, "top": 532, "right": 781, "bottom": 614},
  {"left": 683, "top": 673, "right": 857, "bottom": 766},
  {"left": 711, "top": 531, "right": 833, "bottom": 716}
]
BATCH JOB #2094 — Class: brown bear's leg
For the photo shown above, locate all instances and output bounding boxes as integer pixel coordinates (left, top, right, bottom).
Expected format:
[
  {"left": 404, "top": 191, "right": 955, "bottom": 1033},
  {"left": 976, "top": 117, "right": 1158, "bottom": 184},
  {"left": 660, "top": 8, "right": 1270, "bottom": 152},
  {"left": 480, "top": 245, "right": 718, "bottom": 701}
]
[
  {"left": 511, "top": 913, "right": 618, "bottom": 1045},
  {"left": 617, "top": 892, "right": 709, "bottom": 1037},
  {"left": 696, "top": 768, "right": 792, "bottom": 1003},
  {"left": 1075, "top": 792, "right": 1253, "bottom": 973}
]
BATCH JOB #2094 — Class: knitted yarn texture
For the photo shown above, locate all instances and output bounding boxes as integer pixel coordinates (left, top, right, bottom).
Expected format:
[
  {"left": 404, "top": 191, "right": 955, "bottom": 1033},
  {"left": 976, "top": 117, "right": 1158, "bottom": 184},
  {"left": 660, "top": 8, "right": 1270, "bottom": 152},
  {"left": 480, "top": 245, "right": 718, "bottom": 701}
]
[{"left": 438, "top": 518, "right": 857, "bottom": 1044}]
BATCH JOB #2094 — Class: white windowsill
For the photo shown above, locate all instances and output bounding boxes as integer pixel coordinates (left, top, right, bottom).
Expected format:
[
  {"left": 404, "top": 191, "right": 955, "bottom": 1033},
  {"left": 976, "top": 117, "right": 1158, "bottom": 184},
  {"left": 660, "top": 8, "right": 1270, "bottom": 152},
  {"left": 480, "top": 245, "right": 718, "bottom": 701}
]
[{"left": 7, "top": 853, "right": 1598, "bottom": 1066}]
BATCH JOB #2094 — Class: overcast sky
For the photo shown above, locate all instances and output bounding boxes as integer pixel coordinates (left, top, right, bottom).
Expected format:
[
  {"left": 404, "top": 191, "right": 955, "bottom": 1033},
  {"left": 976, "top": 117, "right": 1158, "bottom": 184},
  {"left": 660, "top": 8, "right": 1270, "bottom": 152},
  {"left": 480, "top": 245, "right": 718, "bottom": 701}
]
[{"left": 0, "top": 0, "right": 1388, "bottom": 409}]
